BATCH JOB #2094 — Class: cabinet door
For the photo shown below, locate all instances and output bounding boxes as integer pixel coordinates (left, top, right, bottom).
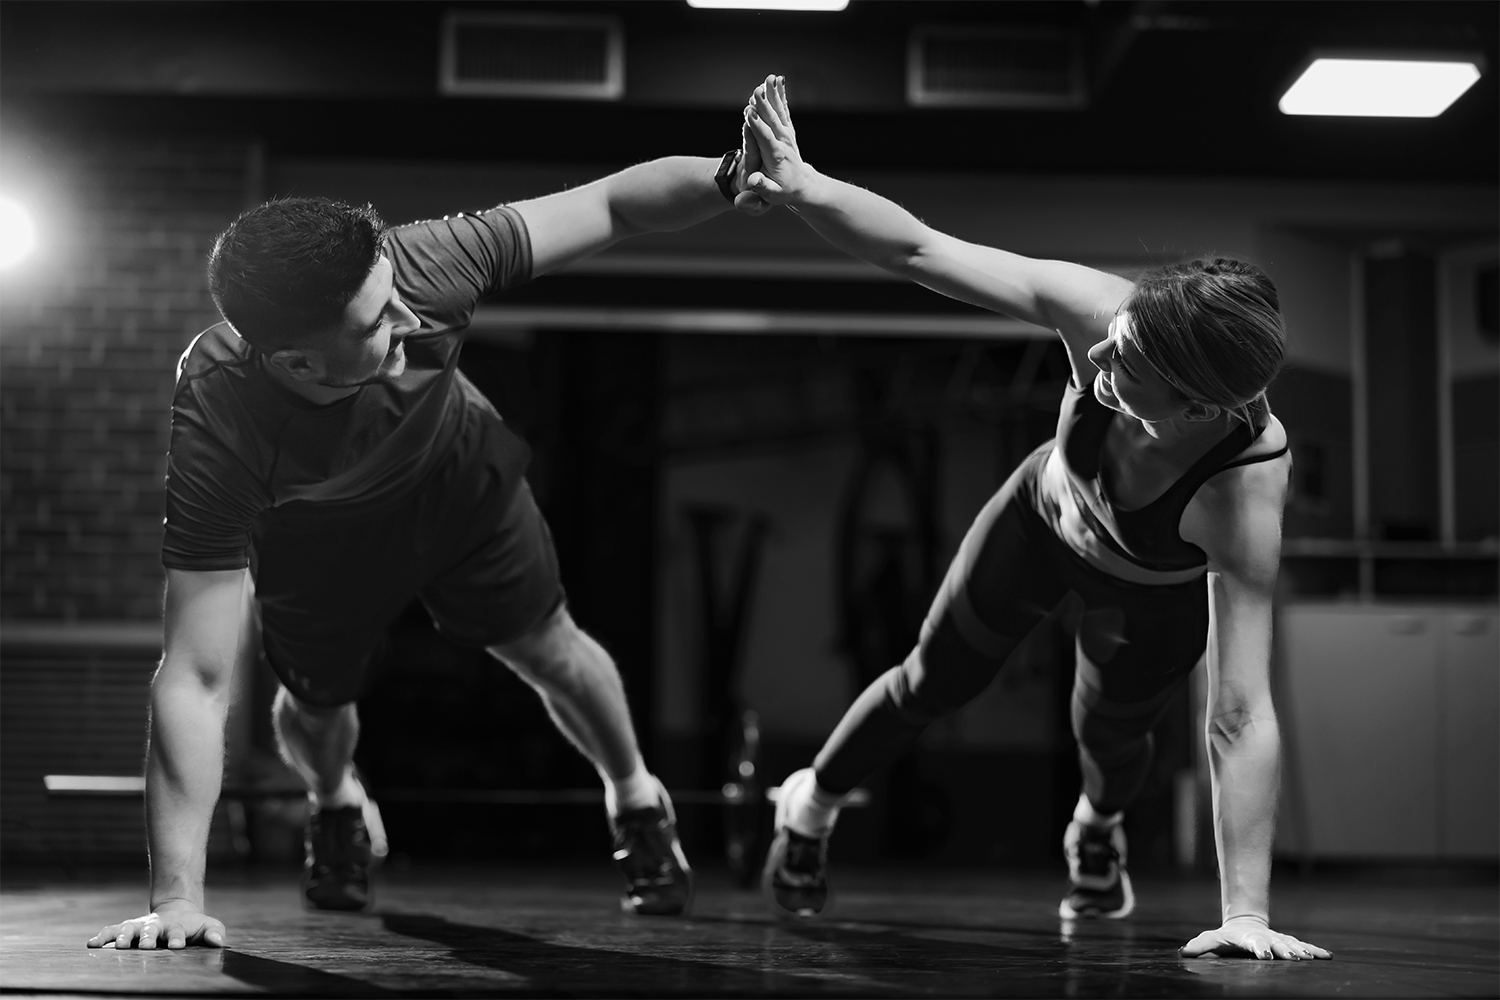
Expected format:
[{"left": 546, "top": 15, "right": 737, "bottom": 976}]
[
  {"left": 1440, "top": 612, "right": 1499, "bottom": 859},
  {"left": 1280, "top": 606, "right": 1440, "bottom": 858}
]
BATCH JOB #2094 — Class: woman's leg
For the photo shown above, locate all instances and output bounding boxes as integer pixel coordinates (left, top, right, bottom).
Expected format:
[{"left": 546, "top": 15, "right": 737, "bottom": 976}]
[
  {"left": 765, "top": 456, "right": 1066, "bottom": 915},
  {"left": 812, "top": 476, "right": 1069, "bottom": 795},
  {"left": 1060, "top": 577, "right": 1208, "bottom": 918}
]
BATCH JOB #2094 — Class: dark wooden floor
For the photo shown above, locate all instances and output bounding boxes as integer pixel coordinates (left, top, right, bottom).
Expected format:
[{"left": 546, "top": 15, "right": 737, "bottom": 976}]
[{"left": 2, "top": 863, "right": 1495, "bottom": 997}]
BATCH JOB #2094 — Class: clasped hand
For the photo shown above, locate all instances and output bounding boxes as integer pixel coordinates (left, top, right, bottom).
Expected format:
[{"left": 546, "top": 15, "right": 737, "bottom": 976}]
[{"left": 87, "top": 899, "right": 225, "bottom": 951}]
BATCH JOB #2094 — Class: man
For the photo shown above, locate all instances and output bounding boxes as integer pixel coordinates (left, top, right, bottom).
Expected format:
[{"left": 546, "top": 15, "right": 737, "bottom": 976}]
[{"left": 88, "top": 140, "right": 769, "bottom": 950}]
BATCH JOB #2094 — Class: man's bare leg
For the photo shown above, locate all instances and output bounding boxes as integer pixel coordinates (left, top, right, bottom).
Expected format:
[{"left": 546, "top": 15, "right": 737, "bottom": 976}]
[
  {"left": 271, "top": 688, "right": 363, "bottom": 808},
  {"left": 271, "top": 687, "right": 384, "bottom": 910},
  {"left": 489, "top": 606, "right": 693, "bottom": 914}
]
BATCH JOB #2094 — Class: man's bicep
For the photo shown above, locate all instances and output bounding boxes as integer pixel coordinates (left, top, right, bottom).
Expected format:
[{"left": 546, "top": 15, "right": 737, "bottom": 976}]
[{"left": 161, "top": 568, "right": 253, "bottom": 687}]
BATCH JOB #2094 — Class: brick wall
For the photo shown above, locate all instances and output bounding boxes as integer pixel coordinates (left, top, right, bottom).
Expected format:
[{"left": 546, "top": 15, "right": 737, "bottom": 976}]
[
  {"left": 0, "top": 131, "right": 250, "bottom": 862},
  {"left": 1, "top": 130, "right": 251, "bottom": 620}
]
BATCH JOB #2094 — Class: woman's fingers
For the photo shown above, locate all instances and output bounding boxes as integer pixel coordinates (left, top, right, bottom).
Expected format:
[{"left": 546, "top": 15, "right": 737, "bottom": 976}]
[
  {"left": 771, "top": 75, "right": 794, "bottom": 130},
  {"left": 745, "top": 108, "right": 782, "bottom": 152},
  {"left": 753, "top": 88, "right": 789, "bottom": 137}
]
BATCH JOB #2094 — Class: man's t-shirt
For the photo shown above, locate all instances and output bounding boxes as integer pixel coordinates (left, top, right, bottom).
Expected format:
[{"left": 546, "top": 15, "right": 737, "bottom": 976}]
[{"left": 162, "top": 207, "right": 533, "bottom": 572}]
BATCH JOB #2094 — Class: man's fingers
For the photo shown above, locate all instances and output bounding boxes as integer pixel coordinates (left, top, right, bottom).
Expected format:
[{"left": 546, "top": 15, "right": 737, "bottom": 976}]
[
  {"left": 745, "top": 171, "right": 785, "bottom": 197},
  {"left": 733, "top": 190, "right": 770, "bottom": 215},
  {"left": 198, "top": 918, "right": 227, "bottom": 948}
]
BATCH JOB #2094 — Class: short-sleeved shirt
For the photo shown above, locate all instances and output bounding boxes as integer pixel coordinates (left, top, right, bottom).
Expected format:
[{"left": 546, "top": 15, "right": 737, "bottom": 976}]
[{"left": 162, "top": 207, "right": 533, "bottom": 571}]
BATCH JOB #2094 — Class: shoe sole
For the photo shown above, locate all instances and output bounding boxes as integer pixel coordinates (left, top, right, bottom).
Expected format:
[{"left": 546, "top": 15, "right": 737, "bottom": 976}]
[{"left": 1058, "top": 871, "right": 1135, "bottom": 920}]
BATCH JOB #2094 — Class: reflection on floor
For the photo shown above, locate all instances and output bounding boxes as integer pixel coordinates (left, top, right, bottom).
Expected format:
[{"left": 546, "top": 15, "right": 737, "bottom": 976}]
[{"left": 2, "top": 864, "right": 1495, "bottom": 997}]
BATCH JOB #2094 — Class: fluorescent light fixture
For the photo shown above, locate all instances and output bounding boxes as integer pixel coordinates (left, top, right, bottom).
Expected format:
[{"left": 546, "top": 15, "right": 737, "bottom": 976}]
[
  {"left": 1280, "top": 58, "right": 1481, "bottom": 117},
  {"left": 687, "top": 0, "right": 848, "bottom": 10},
  {"left": 0, "top": 195, "right": 37, "bottom": 269}
]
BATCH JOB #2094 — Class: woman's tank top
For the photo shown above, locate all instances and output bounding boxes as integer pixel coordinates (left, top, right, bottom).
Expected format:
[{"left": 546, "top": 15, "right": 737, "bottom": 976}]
[{"left": 1031, "top": 378, "right": 1287, "bottom": 586}]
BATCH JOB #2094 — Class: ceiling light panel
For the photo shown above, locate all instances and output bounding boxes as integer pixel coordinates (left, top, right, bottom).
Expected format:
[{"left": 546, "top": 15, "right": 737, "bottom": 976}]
[
  {"left": 686, "top": 0, "right": 849, "bottom": 10},
  {"left": 1280, "top": 58, "right": 1482, "bottom": 118}
]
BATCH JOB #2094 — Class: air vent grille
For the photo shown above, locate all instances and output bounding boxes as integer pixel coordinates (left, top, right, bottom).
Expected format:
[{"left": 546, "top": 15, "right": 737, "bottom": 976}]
[
  {"left": 440, "top": 13, "right": 623, "bottom": 100},
  {"left": 909, "top": 26, "right": 1085, "bottom": 109}
]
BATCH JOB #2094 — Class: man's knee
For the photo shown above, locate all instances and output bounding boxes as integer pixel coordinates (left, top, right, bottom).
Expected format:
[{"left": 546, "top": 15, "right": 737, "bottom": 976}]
[
  {"left": 272, "top": 684, "right": 354, "bottom": 730},
  {"left": 488, "top": 603, "right": 591, "bottom": 683}
]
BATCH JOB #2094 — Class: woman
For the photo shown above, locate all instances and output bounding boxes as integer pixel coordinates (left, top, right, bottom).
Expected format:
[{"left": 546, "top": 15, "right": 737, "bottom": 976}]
[{"left": 740, "top": 76, "right": 1329, "bottom": 961}]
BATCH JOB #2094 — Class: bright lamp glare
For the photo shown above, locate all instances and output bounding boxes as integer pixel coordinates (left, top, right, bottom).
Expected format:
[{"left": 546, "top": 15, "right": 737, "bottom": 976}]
[
  {"left": 1280, "top": 58, "right": 1481, "bottom": 117},
  {"left": 0, "top": 196, "right": 37, "bottom": 269},
  {"left": 687, "top": 0, "right": 848, "bottom": 9}
]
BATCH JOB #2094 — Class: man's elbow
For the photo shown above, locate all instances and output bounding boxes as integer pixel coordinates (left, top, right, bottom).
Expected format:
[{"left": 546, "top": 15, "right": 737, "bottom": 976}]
[{"left": 152, "top": 654, "right": 234, "bottom": 707}]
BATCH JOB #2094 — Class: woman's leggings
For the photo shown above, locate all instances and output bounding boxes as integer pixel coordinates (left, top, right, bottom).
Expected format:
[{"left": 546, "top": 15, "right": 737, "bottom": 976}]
[{"left": 814, "top": 451, "right": 1209, "bottom": 815}]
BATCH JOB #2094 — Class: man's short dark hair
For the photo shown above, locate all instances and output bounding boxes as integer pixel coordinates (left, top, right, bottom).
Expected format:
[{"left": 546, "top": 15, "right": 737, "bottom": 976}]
[{"left": 207, "top": 197, "right": 387, "bottom": 351}]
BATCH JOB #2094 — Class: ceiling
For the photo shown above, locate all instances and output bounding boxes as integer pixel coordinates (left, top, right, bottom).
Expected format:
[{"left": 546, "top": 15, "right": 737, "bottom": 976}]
[{"left": 1, "top": 1, "right": 1495, "bottom": 183}]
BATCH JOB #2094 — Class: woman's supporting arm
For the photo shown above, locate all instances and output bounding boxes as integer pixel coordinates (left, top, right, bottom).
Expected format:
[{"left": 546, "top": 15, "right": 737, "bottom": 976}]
[{"left": 1180, "top": 458, "right": 1331, "bottom": 960}]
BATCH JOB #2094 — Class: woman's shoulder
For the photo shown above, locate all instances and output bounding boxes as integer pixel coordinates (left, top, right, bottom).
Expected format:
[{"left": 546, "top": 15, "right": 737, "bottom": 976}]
[{"left": 1226, "top": 411, "right": 1290, "bottom": 468}]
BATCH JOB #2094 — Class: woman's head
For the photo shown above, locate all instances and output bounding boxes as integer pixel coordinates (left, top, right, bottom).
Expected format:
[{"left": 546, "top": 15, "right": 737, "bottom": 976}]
[{"left": 1115, "top": 257, "right": 1285, "bottom": 424}]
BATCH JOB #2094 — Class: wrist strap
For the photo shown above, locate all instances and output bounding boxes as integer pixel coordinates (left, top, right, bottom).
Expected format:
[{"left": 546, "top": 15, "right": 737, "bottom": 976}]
[{"left": 714, "top": 149, "right": 741, "bottom": 203}]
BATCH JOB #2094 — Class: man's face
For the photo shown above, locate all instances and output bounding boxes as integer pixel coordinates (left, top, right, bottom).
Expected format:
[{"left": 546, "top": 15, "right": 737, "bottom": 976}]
[{"left": 310, "top": 256, "right": 421, "bottom": 388}]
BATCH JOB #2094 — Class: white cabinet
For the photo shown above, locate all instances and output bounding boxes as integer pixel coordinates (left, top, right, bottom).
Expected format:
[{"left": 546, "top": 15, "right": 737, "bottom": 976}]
[{"left": 1276, "top": 604, "right": 1498, "bottom": 860}]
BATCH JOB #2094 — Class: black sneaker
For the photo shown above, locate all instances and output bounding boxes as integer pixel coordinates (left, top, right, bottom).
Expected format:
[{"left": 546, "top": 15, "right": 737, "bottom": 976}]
[
  {"left": 303, "top": 805, "right": 374, "bottom": 912},
  {"left": 610, "top": 786, "right": 693, "bottom": 916},
  {"left": 1058, "top": 819, "right": 1135, "bottom": 919},
  {"left": 763, "top": 826, "right": 831, "bottom": 917},
  {"left": 762, "top": 767, "right": 834, "bottom": 917}
]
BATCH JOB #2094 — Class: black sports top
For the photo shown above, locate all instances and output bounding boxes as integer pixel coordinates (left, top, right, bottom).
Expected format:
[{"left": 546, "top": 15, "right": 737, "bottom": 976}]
[{"left": 1036, "top": 377, "right": 1288, "bottom": 578}]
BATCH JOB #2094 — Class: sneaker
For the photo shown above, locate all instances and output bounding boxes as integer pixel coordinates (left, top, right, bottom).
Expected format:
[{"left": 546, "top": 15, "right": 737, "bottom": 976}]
[
  {"left": 610, "top": 782, "right": 693, "bottom": 916},
  {"left": 762, "top": 768, "right": 833, "bottom": 917},
  {"left": 1058, "top": 819, "right": 1135, "bottom": 919},
  {"left": 302, "top": 805, "right": 374, "bottom": 912}
]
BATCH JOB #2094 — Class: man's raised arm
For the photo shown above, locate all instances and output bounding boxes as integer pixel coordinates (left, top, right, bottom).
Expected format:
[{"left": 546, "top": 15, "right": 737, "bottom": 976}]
[
  {"left": 513, "top": 150, "right": 765, "bottom": 278},
  {"left": 87, "top": 567, "right": 252, "bottom": 950}
]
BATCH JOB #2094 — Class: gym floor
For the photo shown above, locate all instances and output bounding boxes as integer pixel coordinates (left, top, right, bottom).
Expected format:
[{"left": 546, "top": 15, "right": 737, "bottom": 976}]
[{"left": 3, "top": 864, "right": 1494, "bottom": 998}]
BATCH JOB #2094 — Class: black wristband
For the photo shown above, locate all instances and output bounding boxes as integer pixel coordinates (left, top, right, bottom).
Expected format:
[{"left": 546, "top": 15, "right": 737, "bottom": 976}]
[{"left": 714, "top": 149, "right": 741, "bottom": 203}]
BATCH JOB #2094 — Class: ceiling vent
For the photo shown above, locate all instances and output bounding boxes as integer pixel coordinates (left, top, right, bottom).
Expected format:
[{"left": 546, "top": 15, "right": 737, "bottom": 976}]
[
  {"left": 908, "top": 25, "right": 1085, "bottom": 109},
  {"left": 440, "top": 12, "right": 624, "bottom": 100}
]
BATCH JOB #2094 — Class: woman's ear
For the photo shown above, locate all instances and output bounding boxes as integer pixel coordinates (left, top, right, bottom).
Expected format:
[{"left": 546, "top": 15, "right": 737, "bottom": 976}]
[{"left": 1182, "top": 399, "right": 1222, "bottom": 422}]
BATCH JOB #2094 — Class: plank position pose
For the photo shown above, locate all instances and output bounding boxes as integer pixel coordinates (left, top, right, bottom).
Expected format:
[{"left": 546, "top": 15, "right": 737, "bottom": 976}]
[
  {"left": 743, "top": 77, "right": 1330, "bottom": 961},
  {"left": 88, "top": 144, "right": 769, "bottom": 950}
]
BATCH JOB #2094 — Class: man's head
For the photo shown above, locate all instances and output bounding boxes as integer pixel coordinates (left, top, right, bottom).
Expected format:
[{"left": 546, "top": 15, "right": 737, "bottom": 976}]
[{"left": 208, "top": 198, "right": 418, "bottom": 388}]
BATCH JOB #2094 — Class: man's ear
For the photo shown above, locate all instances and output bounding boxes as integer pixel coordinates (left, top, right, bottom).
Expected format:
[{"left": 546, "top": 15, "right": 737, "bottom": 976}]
[
  {"left": 1182, "top": 399, "right": 1222, "bottom": 422},
  {"left": 266, "top": 348, "right": 322, "bottom": 382}
]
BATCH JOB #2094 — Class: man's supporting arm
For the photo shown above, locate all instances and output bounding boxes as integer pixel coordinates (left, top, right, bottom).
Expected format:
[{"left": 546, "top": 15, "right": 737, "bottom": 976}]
[{"left": 87, "top": 567, "right": 249, "bottom": 949}]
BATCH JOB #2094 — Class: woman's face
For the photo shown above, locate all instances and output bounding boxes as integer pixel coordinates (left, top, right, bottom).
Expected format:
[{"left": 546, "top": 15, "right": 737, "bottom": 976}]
[{"left": 1087, "top": 312, "right": 1196, "bottom": 423}]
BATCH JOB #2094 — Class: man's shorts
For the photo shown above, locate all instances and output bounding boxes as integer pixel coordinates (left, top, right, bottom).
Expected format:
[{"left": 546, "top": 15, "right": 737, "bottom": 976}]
[{"left": 249, "top": 409, "right": 562, "bottom": 707}]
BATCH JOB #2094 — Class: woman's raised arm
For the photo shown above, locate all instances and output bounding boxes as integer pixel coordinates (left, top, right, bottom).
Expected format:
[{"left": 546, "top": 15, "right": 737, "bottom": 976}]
[{"left": 742, "top": 75, "right": 1132, "bottom": 384}]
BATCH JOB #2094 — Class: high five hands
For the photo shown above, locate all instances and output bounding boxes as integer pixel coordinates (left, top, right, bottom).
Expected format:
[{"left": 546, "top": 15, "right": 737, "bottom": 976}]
[{"left": 735, "top": 74, "right": 807, "bottom": 213}]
